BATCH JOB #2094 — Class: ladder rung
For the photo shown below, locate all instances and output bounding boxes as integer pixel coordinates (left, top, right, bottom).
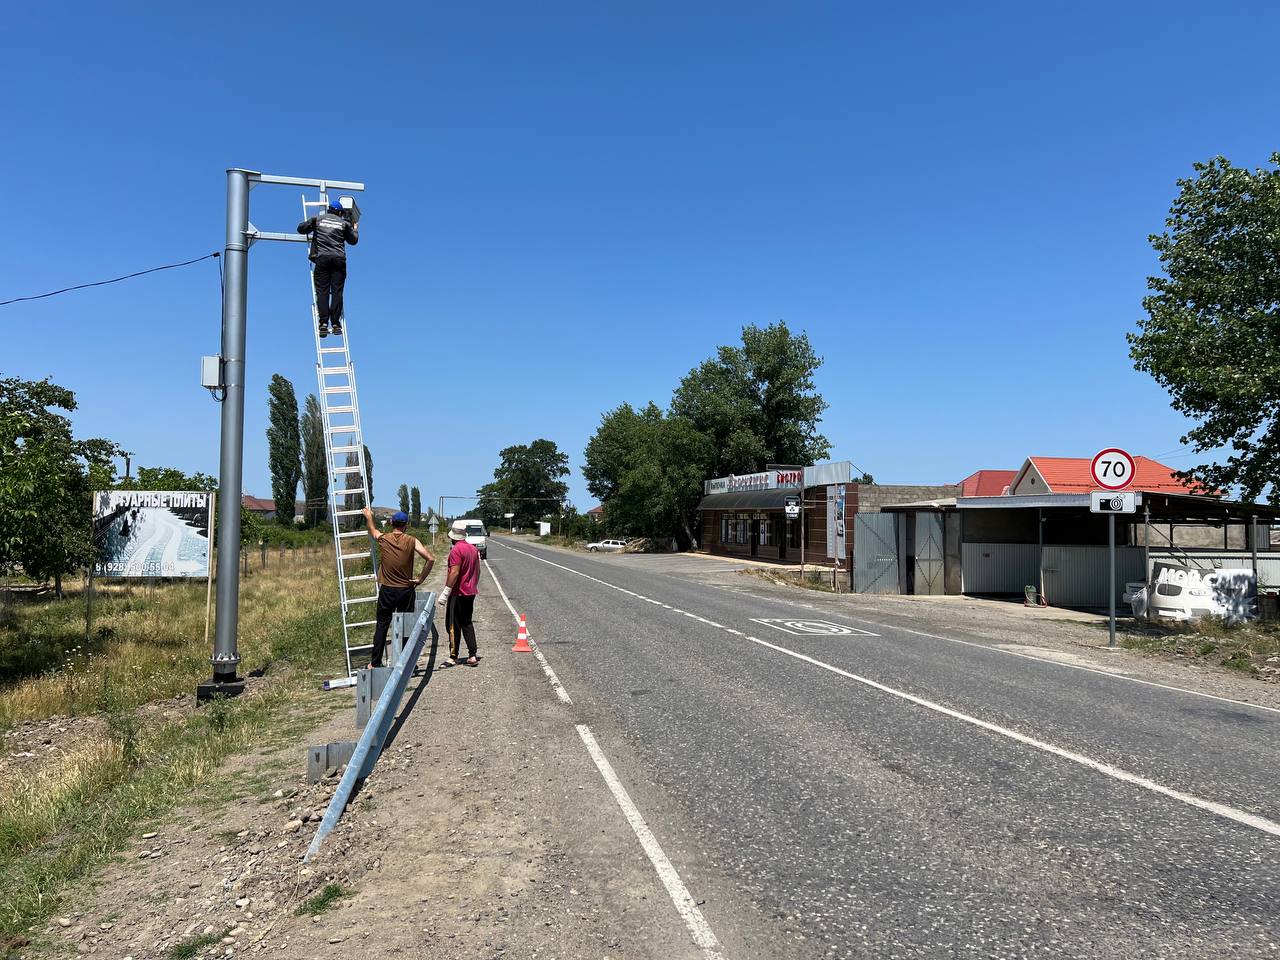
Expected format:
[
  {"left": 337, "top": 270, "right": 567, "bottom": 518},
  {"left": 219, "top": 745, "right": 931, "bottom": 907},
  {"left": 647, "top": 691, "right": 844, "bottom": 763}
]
[
  {"left": 332, "top": 465, "right": 361, "bottom": 474},
  {"left": 346, "top": 641, "right": 374, "bottom": 650},
  {"left": 319, "top": 347, "right": 347, "bottom": 354},
  {"left": 346, "top": 625, "right": 375, "bottom": 633},
  {"left": 326, "top": 405, "right": 355, "bottom": 414},
  {"left": 344, "top": 574, "right": 376, "bottom": 582},
  {"left": 331, "top": 445, "right": 360, "bottom": 454},
  {"left": 328, "top": 426, "right": 358, "bottom": 434},
  {"left": 336, "top": 508, "right": 366, "bottom": 518},
  {"left": 333, "top": 488, "right": 365, "bottom": 497},
  {"left": 323, "top": 386, "right": 353, "bottom": 394},
  {"left": 340, "top": 547, "right": 371, "bottom": 557},
  {"left": 338, "top": 530, "right": 367, "bottom": 538},
  {"left": 345, "top": 596, "right": 377, "bottom": 605}
]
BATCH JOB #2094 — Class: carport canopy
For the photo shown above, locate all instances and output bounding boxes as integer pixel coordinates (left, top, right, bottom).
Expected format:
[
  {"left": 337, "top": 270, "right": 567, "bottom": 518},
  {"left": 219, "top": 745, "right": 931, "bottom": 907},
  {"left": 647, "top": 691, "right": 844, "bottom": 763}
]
[
  {"left": 953, "top": 491, "right": 1280, "bottom": 522},
  {"left": 697, "top": 489, "right": 799, "bottom": 511}
]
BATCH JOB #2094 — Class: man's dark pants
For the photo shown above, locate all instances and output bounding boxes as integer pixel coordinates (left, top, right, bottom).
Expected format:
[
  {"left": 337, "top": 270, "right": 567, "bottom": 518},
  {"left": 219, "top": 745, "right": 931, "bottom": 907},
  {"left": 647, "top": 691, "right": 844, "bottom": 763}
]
[
  {"left": 313, "top": 255, "right": 347, "bottom": 326},
  {"left": 445, "top": 594, "right": 477, "bottom": 660},
  {"left": 370, "top": 584, "right": 415, "bottom": 667}
]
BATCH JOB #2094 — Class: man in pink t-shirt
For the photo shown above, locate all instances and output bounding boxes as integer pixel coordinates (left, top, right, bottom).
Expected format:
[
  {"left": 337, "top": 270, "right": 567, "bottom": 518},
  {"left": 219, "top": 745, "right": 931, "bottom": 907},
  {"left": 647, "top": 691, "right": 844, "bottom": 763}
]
[{"left": 438, "top": 527, "right": 481, "bottom": 666}]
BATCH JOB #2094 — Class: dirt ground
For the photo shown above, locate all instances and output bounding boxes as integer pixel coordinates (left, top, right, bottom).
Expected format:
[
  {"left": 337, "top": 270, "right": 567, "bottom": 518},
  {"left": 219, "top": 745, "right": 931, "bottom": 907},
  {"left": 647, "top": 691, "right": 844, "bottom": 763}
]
[{"left": 39, "top": 577, "right": 699, "bottom": 960}]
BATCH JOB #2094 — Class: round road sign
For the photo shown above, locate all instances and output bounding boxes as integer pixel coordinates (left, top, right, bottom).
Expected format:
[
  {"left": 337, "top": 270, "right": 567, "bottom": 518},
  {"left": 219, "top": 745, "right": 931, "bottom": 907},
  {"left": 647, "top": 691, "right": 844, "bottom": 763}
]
[{"left": 1090, "top": 448, "right": 1135, "bottom": 490}]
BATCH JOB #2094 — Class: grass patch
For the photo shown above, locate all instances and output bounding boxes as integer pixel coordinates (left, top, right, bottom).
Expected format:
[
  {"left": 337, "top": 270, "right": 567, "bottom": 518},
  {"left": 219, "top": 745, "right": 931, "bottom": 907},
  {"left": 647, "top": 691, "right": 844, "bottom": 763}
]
[
  {"left": 295, "top": 883, "right": 350, "bottom": 917},
  {"left": 167, "top": 927, "right": 230, "bottom": 959},
  {"left": 1118, "top": 615, "right": 1280, "bottom": 676},
  {"left": 740, "top": 567, "right": 846, "bottom": 593},
  {"left": 0, "top": 559, "right": 347, "bottom": 950}
]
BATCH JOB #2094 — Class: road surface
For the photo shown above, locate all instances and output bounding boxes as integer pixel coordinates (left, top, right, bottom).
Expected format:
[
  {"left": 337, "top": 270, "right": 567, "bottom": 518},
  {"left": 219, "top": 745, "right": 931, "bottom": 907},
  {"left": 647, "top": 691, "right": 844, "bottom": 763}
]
[{"left": 485, "top": 535, "right": 1280, "bottom": 959}]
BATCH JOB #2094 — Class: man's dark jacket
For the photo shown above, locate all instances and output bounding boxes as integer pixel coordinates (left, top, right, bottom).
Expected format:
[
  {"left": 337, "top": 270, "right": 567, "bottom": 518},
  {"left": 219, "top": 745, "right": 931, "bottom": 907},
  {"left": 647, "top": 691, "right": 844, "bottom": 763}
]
[{"left": 297, "top": 212, "right": 358, "bottom": 262}]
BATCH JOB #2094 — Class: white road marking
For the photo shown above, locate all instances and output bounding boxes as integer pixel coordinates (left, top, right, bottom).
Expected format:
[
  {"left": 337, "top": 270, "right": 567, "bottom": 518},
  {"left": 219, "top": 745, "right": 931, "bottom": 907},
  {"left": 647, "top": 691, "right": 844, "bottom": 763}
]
[
  {"left": 715, "top": 584, "right": 1280, "bottom": 718},
  {"left": 750, "top": 618, "right": 878, "bottom": 637},
  {"left": 482, "top": 558, "right": 572, "bottom": 704},
  {"left": 491, "top": 539, "right": 1280, "bottom": 841},
  {"left": 577, "top": 725, "right": 728, "bottom": 960}
]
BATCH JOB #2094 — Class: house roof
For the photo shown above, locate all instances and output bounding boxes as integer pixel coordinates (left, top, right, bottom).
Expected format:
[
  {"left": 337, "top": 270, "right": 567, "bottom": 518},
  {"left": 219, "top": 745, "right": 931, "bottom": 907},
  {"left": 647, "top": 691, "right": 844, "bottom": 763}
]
[
  {"left": 1011, "top": 456, "right": 1206, "bottom": 495},
  {"left": 957, "top": 470, "right": 1016, "bottom": 497},
  {"left": 587, "top": 505, "right": 605, "bottom": 515},
  {"left": 242, "top": 495, "right": 276, "bottom": 512}
]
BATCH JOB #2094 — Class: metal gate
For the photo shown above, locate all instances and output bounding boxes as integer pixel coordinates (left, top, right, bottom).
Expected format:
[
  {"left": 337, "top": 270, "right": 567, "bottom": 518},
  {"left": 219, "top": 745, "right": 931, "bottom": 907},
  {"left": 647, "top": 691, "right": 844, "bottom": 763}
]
[
  {"left": 854, "top": 513, "right": 900, "bottom": 593},
  {"left": 913, "top": 512, "right": 944, "bottom": 595}
]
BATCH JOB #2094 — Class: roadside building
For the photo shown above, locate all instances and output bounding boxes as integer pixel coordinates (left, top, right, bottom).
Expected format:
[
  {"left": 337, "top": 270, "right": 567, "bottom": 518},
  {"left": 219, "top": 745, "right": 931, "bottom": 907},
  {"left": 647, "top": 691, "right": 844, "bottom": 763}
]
[
  {"left": 863, "top": 455, "right": 1280, "bottom": 608},
  {"left": 695, "top": 461, "right": 958, "bottom": 568}
]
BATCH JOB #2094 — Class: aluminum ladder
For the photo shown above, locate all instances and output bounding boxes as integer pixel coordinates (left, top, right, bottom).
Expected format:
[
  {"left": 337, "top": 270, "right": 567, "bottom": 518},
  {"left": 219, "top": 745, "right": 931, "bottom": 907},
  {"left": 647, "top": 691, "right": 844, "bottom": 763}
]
[{"left": 302, "top": 191, "right": 377, "bottom": 676}]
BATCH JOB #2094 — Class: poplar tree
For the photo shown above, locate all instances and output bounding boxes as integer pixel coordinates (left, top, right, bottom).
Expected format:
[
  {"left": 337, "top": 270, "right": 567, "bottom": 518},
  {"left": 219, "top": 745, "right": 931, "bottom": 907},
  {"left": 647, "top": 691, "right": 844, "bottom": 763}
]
[{"left": 265, "top": 375, "right": 302, "bottom": 525}]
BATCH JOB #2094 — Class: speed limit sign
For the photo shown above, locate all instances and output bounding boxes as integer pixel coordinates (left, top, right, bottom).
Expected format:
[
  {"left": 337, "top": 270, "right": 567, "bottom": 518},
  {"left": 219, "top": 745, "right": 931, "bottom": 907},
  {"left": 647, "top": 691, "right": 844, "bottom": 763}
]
[{"left": 1090, "top": 448, "right": 1135, "bottom": 490}]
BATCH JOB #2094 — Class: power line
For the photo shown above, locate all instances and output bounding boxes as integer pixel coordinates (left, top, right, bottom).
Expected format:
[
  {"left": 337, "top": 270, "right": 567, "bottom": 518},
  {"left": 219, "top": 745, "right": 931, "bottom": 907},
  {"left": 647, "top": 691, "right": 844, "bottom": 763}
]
[{"left": 0, "top": 252, "right": 221, "bottom": 307}]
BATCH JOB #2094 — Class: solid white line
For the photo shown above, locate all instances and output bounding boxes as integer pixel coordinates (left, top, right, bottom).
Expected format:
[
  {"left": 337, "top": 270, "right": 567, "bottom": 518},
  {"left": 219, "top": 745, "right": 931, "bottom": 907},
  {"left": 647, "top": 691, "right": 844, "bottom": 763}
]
[
  {"left": 715, "top": 584, "right": 1280, "bottom": 718},
  {"left": 482, "top": 558, "right": 572, "bottom": 704},
  {"left": 577, "top": 725, "right": 727, "bottom": 960},
  {"left": 491, "top": 539, "right": 1280, "bottom": 841}
]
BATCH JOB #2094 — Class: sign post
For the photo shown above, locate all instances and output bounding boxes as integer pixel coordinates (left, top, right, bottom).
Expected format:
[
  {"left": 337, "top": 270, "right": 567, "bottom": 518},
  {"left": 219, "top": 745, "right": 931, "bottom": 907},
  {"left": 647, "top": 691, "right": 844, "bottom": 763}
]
[{"left": 1089, "top": 449, "right": 1137, "bottom": 648}]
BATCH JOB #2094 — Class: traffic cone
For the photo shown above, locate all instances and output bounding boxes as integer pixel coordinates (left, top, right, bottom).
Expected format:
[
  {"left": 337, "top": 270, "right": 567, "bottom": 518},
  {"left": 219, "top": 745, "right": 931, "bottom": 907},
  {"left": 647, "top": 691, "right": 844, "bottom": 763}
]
[{"left": 512, "top": 614, "right": 533, "bottom": 653}]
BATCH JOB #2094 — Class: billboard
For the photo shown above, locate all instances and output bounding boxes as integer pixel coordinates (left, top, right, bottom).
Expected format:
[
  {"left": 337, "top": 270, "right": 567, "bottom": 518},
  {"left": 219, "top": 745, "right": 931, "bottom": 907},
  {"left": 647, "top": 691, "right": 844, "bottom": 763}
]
[
  {"left": 1147, "top": 561, "right": 1256, "bottom": 622},
  {"left": 93, "top": 490, "right": 213, "bottom": 578}
]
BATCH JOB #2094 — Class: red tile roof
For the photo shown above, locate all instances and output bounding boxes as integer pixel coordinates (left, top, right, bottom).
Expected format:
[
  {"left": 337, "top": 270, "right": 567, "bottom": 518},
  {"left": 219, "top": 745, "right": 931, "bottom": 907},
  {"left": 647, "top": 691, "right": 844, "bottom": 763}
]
[
  {"left": 957, "top": 470, "right": 1016, "bottom": 497},
  {"left": 242, "top": 495, "right": 276, "bottom": 512},
  {"left": 1017, "top": 456, "right": 1205, "bottom": 495},
  {"left": 587, "top": 505, "right": 605, "bottom": 515}
]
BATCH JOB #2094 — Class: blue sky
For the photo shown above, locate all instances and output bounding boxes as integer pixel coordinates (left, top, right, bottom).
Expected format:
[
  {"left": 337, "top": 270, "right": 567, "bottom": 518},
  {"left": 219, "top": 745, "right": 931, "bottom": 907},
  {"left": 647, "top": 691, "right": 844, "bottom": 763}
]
[{"left": 3, "top": 2, "right": 1278, "bottom": 510}]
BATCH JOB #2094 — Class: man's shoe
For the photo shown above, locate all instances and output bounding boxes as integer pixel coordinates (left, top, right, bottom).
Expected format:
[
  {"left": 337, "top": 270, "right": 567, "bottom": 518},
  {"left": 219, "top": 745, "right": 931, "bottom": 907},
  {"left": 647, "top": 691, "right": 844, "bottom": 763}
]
[
  {"left": 318, "top": 323, "right": 329, "bottom": 338},
  {"left": 331, "top": 320, "right": 343, "bottom": 336}
]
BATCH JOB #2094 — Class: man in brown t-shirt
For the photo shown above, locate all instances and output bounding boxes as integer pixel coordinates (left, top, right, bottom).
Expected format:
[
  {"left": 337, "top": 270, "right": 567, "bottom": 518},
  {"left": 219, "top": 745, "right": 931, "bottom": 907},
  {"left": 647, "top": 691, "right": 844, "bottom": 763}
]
[{"left": 362, "top": 507, "right": 435, "bottom": 667}]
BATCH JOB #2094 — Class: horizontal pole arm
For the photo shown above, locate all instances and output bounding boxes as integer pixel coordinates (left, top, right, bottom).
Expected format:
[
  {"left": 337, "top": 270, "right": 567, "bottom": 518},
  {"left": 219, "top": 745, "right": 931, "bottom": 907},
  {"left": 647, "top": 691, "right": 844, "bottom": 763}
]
[
  {"left": 248, "top": 230, "right": 309, "bottom": 244},
  {"left": 248, "top": 172, "right": 365, "bottom": 191}
]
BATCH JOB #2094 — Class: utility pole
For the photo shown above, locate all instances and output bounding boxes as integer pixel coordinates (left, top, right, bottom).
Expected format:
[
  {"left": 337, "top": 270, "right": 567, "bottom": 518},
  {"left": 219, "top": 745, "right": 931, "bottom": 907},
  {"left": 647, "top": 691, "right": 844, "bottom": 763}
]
[{"left": 198, "top": 168, "right": 364, "bottom": 702}]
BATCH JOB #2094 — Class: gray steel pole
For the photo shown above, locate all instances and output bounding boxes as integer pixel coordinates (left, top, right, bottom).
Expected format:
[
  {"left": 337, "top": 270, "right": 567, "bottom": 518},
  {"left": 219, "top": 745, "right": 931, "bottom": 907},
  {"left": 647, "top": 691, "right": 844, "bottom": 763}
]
[
  {"left": 206, "top": 168, "right": 251, "bottom": 696},
  {"left": 1108, "top": 513, "right": 1116, "bottom": 648}
]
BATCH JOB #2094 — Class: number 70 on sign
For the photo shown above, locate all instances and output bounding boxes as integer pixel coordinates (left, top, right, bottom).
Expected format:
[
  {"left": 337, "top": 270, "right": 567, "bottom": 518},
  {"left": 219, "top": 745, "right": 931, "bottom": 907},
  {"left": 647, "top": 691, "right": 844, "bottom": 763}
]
[{"left": 1090, "top": 448, "right": 1135, "bottom": 490}]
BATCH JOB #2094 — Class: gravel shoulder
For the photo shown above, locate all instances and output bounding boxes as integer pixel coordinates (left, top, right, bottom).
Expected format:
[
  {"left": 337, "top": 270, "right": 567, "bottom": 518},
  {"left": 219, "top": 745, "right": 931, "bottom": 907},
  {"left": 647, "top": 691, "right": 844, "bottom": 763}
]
[{"left": 43, "top": 567, "right": 702, "bottom": 960}]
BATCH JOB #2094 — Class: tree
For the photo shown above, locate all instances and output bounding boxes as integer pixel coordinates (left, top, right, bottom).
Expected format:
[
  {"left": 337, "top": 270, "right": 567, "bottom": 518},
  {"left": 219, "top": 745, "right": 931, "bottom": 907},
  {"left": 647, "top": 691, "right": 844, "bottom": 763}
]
[
  {"left": 476, "top": 439, "right": 569, "bottom": 528},
  {"left": 300, "top": 394, "right": 328, "bottom": 527},
  {"left": 0, "top": 377, "right": 119, "bottom": 596},
  {"left": 1130, "top": 154, "right": 1280, "bottom": 503},
  {"left": 410, "top": 485, "right": 422, "bottom": 525},
  {"left": 670, "top": 320, "right": 830, "bottom": 477},
  {"left": 855, "top": 472, "right": 875, "bottom": 485},
  {"left": 117, "top": 466, "right": 217, "bottom": 491},
  {"left": 362, "top": 444, "right": 373, "bottom": 500},
  {"left": 266, "top": 375, "right": 302, "bottom": 526},
  {"left": 583, "top": 403, "right": 712, "bottom": 546},
  {"left": 397, "top": 484, "right": 410, "bottom": 516}
]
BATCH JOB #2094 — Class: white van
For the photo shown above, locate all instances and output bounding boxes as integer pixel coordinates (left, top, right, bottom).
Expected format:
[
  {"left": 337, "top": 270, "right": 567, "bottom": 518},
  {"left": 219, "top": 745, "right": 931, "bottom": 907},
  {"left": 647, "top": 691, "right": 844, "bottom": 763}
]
[{"left": 450, "top": 518, "right": 488, "bottom": 559}]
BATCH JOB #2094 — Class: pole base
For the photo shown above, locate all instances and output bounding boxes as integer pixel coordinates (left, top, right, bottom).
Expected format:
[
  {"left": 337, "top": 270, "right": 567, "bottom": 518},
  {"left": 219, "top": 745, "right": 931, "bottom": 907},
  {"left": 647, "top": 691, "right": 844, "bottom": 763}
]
[{"left": 196, "top": 678, "right": 246, "bottom": 703}]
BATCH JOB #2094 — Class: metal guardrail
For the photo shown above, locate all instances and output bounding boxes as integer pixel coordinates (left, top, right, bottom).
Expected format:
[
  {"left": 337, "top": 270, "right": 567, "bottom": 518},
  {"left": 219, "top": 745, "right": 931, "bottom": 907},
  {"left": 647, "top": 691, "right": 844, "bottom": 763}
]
[{"left": 305, "top": 590, "right": 437, "bottom": 861}]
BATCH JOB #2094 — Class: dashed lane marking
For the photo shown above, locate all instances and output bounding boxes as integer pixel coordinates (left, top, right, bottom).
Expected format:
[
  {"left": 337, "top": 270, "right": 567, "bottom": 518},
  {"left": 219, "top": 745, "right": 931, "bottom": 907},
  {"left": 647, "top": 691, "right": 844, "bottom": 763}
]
[{"left": 490, "top": 539, "right": 1280, "bottom": 842}]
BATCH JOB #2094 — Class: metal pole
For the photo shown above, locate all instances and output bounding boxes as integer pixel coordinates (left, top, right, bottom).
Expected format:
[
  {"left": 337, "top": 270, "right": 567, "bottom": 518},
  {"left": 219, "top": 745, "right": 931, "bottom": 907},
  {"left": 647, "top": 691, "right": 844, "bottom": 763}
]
[
  {"left": 800, "top": 488, "right": 806, "bottom": 581},
  {"left": 203, "top": 168, "right": 251, "bottom": 700},
  {"left": 1250, "top": 514, "right": 1259, "bottom": 607},
  {"left": 1108, "top": 513, "right": 1116, "bottom": 648}
]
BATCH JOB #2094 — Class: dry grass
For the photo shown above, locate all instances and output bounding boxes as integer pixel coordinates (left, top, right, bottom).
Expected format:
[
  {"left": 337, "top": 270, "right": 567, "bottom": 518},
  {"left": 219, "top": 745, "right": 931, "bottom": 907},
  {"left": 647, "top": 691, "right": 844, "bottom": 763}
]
[
  {"left": 0, "top": 551, "right": 336, "bottom": 730},
  {"left": 1119, "top": 616, "right": 1280, "bottom": 675},
  {"left": 0, "top": 551, "right": 350, "bottom": 950}
]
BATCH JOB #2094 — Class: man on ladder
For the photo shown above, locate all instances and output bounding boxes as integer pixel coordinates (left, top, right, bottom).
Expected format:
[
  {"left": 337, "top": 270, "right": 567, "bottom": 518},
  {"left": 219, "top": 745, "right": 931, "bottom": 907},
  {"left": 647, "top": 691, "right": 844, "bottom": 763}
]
[{"left": 298, "top": 198, "right": 359, "bottom": 338}]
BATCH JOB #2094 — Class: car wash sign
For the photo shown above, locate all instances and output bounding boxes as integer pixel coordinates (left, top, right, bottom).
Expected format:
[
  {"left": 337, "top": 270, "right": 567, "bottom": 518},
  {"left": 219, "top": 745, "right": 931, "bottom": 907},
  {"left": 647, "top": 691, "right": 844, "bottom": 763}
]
[{"left": 705, "top": 468, "right": 805, "bottom": 495}]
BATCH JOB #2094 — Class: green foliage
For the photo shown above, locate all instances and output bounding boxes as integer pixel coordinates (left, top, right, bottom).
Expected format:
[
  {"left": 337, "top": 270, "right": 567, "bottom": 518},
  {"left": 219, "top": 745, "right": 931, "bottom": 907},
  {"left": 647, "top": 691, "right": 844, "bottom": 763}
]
[
  {"left": 1129, "top": 153, "right": 1280, "bottom": 503},
  {"left": 397, "top": 484, "right": 410, "bottom": 515},
  {"left": 583, "top": 322, "right": 829, "bottom": 545},
  {"left": 0, "top": 377, "right": 120, "bottom": 593},
  {"left": 300, "top": 394, "right": 328, "bottom": 527},
  {"left": 266, "top": 375, "right": 303, "bottom": 526},
  {"left": 670, "top": 320, "right": 829, "bottom": 477},
  {"left": 476, "top": 439, "right": 569, "bottom": 528},
  {"left": 410, "top": 485, "right": 422, "bottom": 525},
  {"left": 116, "top": 466, "right": 217, "bottom": 492},
  {"left": 295, "top": 882, "right": 350, "bottom": 916},
  {"left": 362, "top": 444, "right": 373, "bottom": 501},
  {"left": 168, "top": 930, "right": 230, "bottom": 960}
]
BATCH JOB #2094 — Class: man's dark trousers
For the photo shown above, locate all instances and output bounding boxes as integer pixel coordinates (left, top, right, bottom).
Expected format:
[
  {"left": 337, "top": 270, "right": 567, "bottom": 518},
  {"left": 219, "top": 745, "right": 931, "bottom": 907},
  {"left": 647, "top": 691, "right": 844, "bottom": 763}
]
[
  {"left": 313, "top": 255, "right": 347, "bottom": 326},
  {"left": 369, "top": 584, "right": 415, "bottom": 667}
]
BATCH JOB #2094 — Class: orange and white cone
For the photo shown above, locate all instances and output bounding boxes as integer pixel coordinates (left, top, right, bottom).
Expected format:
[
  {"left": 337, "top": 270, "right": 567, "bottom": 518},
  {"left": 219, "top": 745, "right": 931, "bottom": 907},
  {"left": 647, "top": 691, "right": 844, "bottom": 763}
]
[{"left": 512, "top": 614, "right": 533, "bottom": 653}]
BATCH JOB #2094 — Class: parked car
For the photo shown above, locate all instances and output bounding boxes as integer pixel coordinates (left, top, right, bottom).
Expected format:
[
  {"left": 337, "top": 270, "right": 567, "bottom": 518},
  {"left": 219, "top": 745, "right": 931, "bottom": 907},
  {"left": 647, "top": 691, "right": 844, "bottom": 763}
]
[
  {"left": 587, "top": 538, "right": 628, "bottom": 553},
  {"left": 450, "top": 518, "right": 488, "bottom": 559}
]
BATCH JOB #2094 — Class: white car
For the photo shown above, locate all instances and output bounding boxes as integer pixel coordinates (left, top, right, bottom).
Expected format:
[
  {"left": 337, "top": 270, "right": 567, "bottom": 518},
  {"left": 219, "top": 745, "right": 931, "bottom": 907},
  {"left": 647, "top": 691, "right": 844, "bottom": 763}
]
[{"left": 587, "top": 538, "right": 628, "bottom": 553}]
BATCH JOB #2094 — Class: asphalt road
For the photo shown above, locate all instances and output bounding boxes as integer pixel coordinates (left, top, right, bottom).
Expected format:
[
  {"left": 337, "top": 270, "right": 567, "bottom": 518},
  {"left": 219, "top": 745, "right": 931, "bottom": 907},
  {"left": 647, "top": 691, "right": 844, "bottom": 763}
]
[{"left": 485, "top": 535, "right": 1280, "bottom": 959}]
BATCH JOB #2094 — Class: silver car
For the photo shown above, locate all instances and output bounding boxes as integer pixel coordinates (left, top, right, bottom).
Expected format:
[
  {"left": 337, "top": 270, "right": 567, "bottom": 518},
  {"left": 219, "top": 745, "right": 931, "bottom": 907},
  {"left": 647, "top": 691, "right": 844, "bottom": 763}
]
[{"left": 587, "top": 538, "right": 628, "bottom": 553}]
